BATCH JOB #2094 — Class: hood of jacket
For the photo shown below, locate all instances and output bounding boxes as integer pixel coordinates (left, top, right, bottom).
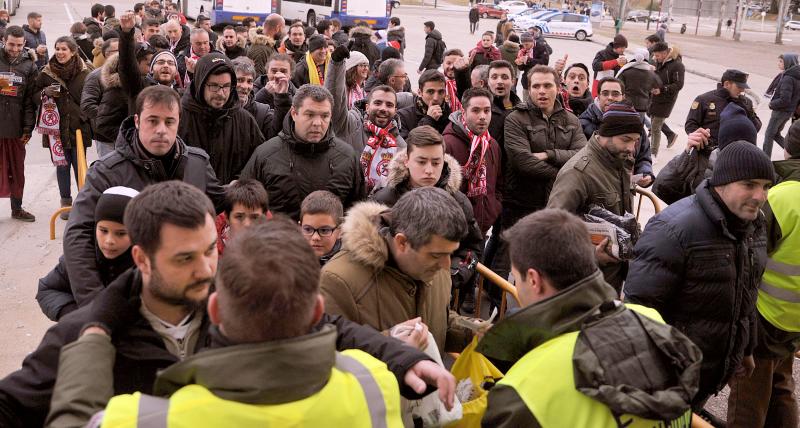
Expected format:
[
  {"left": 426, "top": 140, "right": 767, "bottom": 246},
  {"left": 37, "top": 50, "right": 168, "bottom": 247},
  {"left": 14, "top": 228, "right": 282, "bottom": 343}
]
[
  {"left": 603, "top": 42, "right": 618, "bottom": 56},
  {"left": 155, "top": 324, "right": 338, "bottom": 404},
  {"left": 349, "top": 25, "right": 374, "bottom": 39},
  {"left": 501, "top": 40, "right": 520, "bottom": 55},
  {"left": 387, "top": 26, "right": 405, "bottom": 38},
  {"left": 666, "top": 46, "right": 682, "bottom": 62},
  {"left": 339, "top": 200, "right": 392, "bottom": 271},
  {"left": 250, "top": 33, "right": 275, "bottom": 47},
  {"left": 426, "top": 29, "right": 442, "bottom": 41},
  {"left": 783, "top": 61, "right": 800, "bottom": 80},
  {"left": 215, "top": 35, "right": 248, "bottom": 53},
  {"left": 385, "top": 150, "right": 463, "bottom": 194},
  {"left": 774, "top": 158, "right": 800, "bottom": 181},
  {"left": 187, "top": 51, "right": 239, "bottom": 111},
  {"left": 783, "top": 52, "right": 800, "bottom": 70},
  {"left": 100, "top": 52, "right": 122, "bottom": 90},
  {"left": 582, "top": 98, "right": 604, "bottom": 124}
]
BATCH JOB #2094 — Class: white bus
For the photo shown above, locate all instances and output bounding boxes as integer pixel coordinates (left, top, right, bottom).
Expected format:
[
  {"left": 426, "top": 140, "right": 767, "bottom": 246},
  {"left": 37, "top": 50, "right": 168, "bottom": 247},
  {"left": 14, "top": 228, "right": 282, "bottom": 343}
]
[{"left": 181, "top": 0, "right": 391, "bottom": 29}]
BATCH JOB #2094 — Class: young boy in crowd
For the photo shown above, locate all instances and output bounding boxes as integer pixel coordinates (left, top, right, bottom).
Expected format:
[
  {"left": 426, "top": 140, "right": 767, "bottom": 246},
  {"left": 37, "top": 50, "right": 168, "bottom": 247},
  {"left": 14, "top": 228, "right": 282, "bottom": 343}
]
[
  {"left": 36, "top": 187, "right": 139, "bottom": 321},
  {"left": 216, "top": 179, "right": 270, "bottom": 255},
  {"left": 299, "top": 190, "right": 343, "bottom": 265}
]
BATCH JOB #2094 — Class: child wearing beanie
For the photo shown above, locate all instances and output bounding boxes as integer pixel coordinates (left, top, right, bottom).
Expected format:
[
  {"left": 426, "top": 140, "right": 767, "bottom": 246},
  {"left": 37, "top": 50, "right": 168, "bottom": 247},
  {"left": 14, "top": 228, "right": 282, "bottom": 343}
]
[{"left": 36, "top": 187, "right": 139, "bottom": 321}]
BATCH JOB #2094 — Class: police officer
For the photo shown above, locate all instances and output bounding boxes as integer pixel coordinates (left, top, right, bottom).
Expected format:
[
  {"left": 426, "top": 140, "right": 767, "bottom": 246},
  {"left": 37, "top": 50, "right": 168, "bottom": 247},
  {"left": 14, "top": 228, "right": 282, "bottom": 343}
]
[{"left": 685, "top": 69, "right": 761, "bottom": 155}]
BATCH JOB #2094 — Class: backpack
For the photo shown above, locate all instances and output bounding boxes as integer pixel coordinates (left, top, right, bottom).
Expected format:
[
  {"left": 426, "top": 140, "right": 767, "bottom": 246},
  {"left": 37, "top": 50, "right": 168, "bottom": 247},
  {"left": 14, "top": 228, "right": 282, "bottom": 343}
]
[{"left": 435, "top": 39, "right": 446, "bottom": 64}]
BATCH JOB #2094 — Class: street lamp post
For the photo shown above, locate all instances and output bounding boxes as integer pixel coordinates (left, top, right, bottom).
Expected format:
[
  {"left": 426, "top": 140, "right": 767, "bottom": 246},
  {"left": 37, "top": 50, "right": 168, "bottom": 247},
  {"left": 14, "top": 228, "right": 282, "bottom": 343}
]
[
  {"left": 695, "top": 0, "right": 702, "bottom": 35},
  {"left": 647, "top": 0, "right": 654, "bottom": 30}
]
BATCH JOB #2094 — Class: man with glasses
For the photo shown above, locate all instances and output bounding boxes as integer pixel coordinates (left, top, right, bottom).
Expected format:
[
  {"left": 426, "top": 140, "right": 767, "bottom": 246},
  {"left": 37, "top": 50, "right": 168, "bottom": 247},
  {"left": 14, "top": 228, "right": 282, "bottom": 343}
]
[{"left": 178, "top": 52, "right": 266, "bottom": 184}]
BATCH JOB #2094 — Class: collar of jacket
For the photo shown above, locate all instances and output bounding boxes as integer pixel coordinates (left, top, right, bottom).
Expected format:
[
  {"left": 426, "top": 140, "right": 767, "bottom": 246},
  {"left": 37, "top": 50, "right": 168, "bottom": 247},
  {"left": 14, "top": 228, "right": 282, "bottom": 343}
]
[
  {"left": 385, "top": 150, "right": 463, "bottom": 194},
  {"left": 153, "top": 324, "right": 338, "bottom": 404},
  {"left": 587, "top": 133, "right": 628, "bottom": 171},
  {"left": 517, "top": 96, "right": 566, "bottom": 117},
  {"left": 492, "top": 91, "right": 521, "bottom": 112},
  {"left": 476, "top": 269, "right": 617, "bottom": 364},
  {"left": 774, "top": 158, "right": 800, "bottom": 181},
  {"left": 0, "top": 46, "right": 34, "bottom": 65},
  {"left": 696, "top": 179, "right": 761, "bottom": 241},
  {"left": 414, "top": 96, "right": 451, "bottom": 118},
  {"left": 115, "top": 116, "right": 187, "bottom": 175},
  {"left": 714, "top": 84, "right": 738, "bottom": 100},
  {"left": 279, "top": 114, "right": 335, "bottom": 155}
]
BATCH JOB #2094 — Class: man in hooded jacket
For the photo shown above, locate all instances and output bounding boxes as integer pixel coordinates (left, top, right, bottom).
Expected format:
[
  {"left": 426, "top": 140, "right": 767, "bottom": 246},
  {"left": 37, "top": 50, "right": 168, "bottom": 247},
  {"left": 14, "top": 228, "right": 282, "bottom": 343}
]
[
  {"left": 764, "top": 53, "right": 800, "bottom": 157},
  {"left": 178, "top": 52, "right": 266, "bottom": 184}
]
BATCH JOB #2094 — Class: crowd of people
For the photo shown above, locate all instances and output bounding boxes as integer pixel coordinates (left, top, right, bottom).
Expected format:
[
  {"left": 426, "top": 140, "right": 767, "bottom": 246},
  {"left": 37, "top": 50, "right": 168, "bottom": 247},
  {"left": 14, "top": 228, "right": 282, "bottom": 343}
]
[{"left": 0, "top": 0, "right": 798, "bottom": 427}]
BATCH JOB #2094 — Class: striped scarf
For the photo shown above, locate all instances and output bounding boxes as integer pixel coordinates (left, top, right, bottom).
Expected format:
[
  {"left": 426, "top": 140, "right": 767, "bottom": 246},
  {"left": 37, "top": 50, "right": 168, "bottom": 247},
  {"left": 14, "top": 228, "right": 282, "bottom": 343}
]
[
  {"left": 361, "top": 120, "right": 398, "bottom": 193},
  {"left": 459, "top": 113, "right": 489, "bottom": 197},
  {"left": 446, "top": 78, "right": 462, "bottom": 112},
  {"left": 37, "top": 93, "right": 67, "bottom": 167}
]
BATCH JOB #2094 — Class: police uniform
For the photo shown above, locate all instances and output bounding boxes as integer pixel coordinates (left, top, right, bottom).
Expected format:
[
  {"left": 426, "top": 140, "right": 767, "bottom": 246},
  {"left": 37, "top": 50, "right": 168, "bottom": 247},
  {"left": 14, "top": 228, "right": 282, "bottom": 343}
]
[{"left": 684, "top": 69, "right": 761, "bottom": 152}]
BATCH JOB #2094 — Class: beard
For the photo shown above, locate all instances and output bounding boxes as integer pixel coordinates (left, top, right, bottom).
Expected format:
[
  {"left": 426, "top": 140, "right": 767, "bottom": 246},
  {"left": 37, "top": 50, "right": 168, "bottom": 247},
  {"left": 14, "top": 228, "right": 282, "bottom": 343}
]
[{"left": 149, "top": 266, "right": 212, "bottom": 313}]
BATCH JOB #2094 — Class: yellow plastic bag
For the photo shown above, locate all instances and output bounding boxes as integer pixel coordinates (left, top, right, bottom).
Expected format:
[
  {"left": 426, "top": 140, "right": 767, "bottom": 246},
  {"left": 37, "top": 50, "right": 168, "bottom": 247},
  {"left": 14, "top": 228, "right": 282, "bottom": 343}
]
[{"left": 445, "top": 337, "right": 504, "bottom": 428}]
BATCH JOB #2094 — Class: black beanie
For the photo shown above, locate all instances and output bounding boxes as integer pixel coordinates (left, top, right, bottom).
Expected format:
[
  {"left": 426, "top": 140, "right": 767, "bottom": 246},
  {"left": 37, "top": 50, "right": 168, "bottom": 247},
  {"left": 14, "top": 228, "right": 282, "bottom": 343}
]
[
  {"left": 308, "top": 35, "right": 326, "bottom": 53},
  {"left": 718, "top": 103, "right": 757, "bottom": 150},
  {"left": 598, "top": 102, "right": 643, "bottom": 137},
  {"left": 710, "top": 141, "right": 776, "bottom": 186},
  {"left": 785, "top": 120, "right": 800, "bottom": 158},
  {"left": 95, "top": 186, "right": 139, "bottom": 225}
]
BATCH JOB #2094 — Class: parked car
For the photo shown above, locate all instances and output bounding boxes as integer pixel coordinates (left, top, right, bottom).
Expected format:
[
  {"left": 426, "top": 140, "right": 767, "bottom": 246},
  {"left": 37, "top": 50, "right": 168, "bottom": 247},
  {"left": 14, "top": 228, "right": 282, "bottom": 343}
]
[
  {"left": 522, "top": 12, "right": 593, "bottom": 41},
  {"left": 626, "top": 9, "right": 650, "bottom": 22},
  {"left": 1, "top": 0, "right": 19, "bottom": 16},
  {"left": 648, "top": 12, "right": 672, "bottom": 22},
  {"left": 786, "top": 20, "right": 800, "bottom": 30},
  {"left": 477, "top": 2, "right": 507, "bottom": 19},
  {"left": 510, "top": 9, "right": 559, "bottom": 30},
  {"left": 498, "top": 1, "right": 530, "bottom": 15}
]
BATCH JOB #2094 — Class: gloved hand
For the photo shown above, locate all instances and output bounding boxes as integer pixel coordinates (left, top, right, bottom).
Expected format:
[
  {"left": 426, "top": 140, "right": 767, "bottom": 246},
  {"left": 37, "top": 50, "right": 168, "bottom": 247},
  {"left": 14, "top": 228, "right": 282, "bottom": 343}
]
[
  {"left": 331, "top": 45, "right": 350, "bottom": 63},
  {"left": 82, "top": 282, "right": 141, "bottom": 336}
]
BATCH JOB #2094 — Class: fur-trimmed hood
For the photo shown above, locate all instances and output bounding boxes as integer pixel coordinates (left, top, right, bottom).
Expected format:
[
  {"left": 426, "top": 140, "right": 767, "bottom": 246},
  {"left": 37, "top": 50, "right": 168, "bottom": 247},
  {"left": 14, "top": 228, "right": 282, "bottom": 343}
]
[
  {"left": 100, "top": 52, "right": 122, "bottom": 89},
  {"left": 387, "top": 26, "right": 405, "bottom": 36},
  {"left": 249, "top": 32, "right": 275, "bottom": 47},
  {"left": 339, "top": 201, "right": 391, "bottom": 270},
  {"left": 215, "top": 34, "right": 248, "bottom": 52},
  {"left": 349, "top": 25, "right": 374, "bottom": 39},
  {"left": 385, "top": 150, "right": 463, "bottom": 194}
]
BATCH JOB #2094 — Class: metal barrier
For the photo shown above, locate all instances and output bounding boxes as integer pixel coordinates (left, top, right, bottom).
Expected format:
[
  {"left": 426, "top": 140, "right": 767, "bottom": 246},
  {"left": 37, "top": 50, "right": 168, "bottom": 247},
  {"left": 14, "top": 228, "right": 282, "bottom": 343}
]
[
  {"left": 50, "top": 130, "right": 88, "bottom": 240},
  {"left": 633, "top": 187, "right": 662, "bottom": 221},
  {"left": 474, "top": 262, "right": 520, "bottom": 320}
]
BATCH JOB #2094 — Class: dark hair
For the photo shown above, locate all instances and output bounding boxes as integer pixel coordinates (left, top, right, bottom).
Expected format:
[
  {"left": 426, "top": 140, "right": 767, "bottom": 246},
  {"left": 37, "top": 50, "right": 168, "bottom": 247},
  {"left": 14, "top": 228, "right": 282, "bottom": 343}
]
[
  {"left": 316, "top": 19, "right": 331, "bottom": 34},
  {"left": 301, "top": 190, "right": 343, "bottom": 225},
  {"left": 564, "top": 63, "right": 589, "bottom": 80},
  {"left": 134, "top": 3, "right": 145, "bottom": 13},
  {"left": 148, "top": 35, "right": 170, "bottom": 50},
  {"left": 331, "top": 18, "right": 342, "bottom": 29},
  {"left": 418, "top": 69, "right": 446, "bottom": 90},
  {"left": 645, "top": 34, "right": 662, "bottom": 44},
  {"left": 4, "top": 25, "right": 23, "bottom": 39},
  {"left": 218, "top": 218, "right": 321, "bottom": 343},
  {"left": 144, "top": 18, "right": 161, "bottom": 28},
  {"left": 289, "top": 22, "right": 305, "bottom": 34},
  {"left": 196, "top": 15, "right": 210, "bottom": 24},
  {"left": 104, "top": 4, "right": 115, "bottom": 18},
  {"left": 488, "top": 59, "right": 516, "bottom": 80},
  {"left": 70, "top": 22, "right": 87, "bottom": 35},
  {"left": 367, "top": 84, "right": 397, "bottom": 103},
  {"left": 242, "top": 17, "right": 256, "bottom": 27},
  {"left": 391, "top": 187, "right": 467, "bottom": 249},
  {"left": 223, "top": 25, "right": 235, "bottom": 32},
  {"left": 102, "top": 30, "right": 120, "bottom": 41},
  {"left": 651, "top": 41, "right": 669, "bottom": 53},
  {"left": 390, "top": 17, "right": 400, "bottom": 26},
  {"left": 101, "top": 38, "right": 118, "bottom": 57},
  {"left": 462, "top": 87, "right": 492, "bottom": 109},
  {"left": 268, "top": 53, "right": 296, "bottom": 73},
  {"left": 54, "top": 36, "right": 79, "bottom": 54},
  {"left": 482, "top": 30, "right": 493, "bottom": 38},
  {"left": 527, "top": 64, "right": 560, "bottom": 87},
  {"left": 424, "top": 21, "right": 434, "bottom": 30},
  {"left": 443, "top": 48, "right": 463, "bottom": 58},
  {"left": 378, "top": 58, "right": 403, "bottom": 83},
  {"left": 598, "top": 76, "right": 625, "bottom": 93},
  {"left": 26, "top": 12, "right": 41, "bottom": 20},
  {"left": 406, "top": 125, "right": 444, "bottom": 155},
  {"left": 224, "top": 178, "right": 269, "bottom": 216},
  {"left": 503, "top": 208, "right": 597, "bottom": 290},
  {"left": 292, "top": 84, "right": 334, "bottom": 110},
  {"left": 135, "top": 85, "right": 181, "bottom": 117},
  {"left": 91, "top": 3, "right": 104, "bottom": 18},
  {"left": 124, "top": 181, "right": 215, "bottom": 255}
]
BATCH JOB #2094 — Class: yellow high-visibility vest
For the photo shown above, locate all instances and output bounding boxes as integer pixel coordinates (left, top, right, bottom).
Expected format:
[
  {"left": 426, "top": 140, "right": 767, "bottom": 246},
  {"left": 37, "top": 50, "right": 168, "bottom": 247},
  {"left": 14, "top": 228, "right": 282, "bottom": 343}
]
[
  {"left": 100, "top": 349, "right": 403, "bottom": 428},
  {"left": 758, "top": 180, "right": 800, "bottom": 332}
]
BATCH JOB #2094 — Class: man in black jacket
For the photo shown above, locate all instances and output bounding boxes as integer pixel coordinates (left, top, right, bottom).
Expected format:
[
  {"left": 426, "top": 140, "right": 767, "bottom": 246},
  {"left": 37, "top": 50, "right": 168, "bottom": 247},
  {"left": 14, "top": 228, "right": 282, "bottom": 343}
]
[
  {"left": 591, "top": 34, "right": 627, "bottom": 96},
  {"left": 0, "top": 26, "right": 37, "bottom": 222},
  {"left": 418, "top": 21, "right": 444, "bottom": 73},
  {"left": 83, "top": 3, "right": 105, "bottom": 43},
  {"left": 397, "top": 70, "right": 451, "bottom": 139},
  {"left": 178, "top": 52, "right": 265, "bottom": 184},
  {"left": 648, "top": 42, "right": 683, "bottom": 157},
  {"left": 240, "top": 84, "right": 365, "bottom": 220},
  {"left": 626, "top": 141, "right": 776, "bottom": 415},
  {"left": 231, "top": 57, "right": 289, "bottom": 143},
  {"left": 63, "top": 85, "right": 226, "bottom": 310},
  {"left": 0, "top": 181, "right": 454, "bottom": 428}
]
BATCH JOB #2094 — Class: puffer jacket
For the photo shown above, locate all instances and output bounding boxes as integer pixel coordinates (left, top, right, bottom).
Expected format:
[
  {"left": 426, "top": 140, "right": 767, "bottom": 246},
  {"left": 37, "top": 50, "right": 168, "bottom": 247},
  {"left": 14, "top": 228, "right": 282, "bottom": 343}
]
[
  {"left": 246, "top": 33, "right": 276, "bottom": 76},
  {"left": 241, "top": 91, "right": 290, "bottom": 143},
  {"left": 0, "top": 47, "right": 38, "bottom": 138},
  {"left": 33, "top": 57, "right": 92, "bottom": 149},
  {"left": 649, "top": 47, "right": 685, "bottom": 118},
  {"left": 443, "top": 111, "right": 503, "bottom": 234},
  {"left": 500, "top": 40, "right": 519, "bottom": 65},
  {"left": 215, "top": 35, "right": 248, "bottom": 60},
  {"left": 419, "top": 29, "right": 444, "bottom": 72},
  {"left": 320, "top": 201, "right": 473, "bottom": 355},
  {"left": 386, "top": 25, "right": 406, "bottom": 54},
  {"left": 82, "top": 17, "right": 102, "bottom": 42},
  {"left": 617, "top": 65, "right": 661, "bottom": 112},
  {"left": 769, "top": 62, "right": 800, "bottom": 113},
  {"left": 591, "top": 42, "right": 622, "bottom": 82},
  {"left": 21, "top": 24, "right": 47, "bottom": 68},
  {"left": 349, "top": 26, "right": 380, "bottom": 68},
  {"left": 63, "top": 116, "right": 226, "bottom": 307},
  {"left": 179, "top": 52, "right": 265, "bottom": 184},
  {"left": 503, "top": 99, "right": 586, "bottom": 213},
  {"left": 625, "top": 180, "right": 767, "bottom": 401},
  {"left": 92, "top": 53, "right": 129, "bottom": 143},
  {"left": 239, "top": 114, "right": 365, "bottom": 220},
  {"left": 80, "top": 68, "right": 102, "bottom": 135}
]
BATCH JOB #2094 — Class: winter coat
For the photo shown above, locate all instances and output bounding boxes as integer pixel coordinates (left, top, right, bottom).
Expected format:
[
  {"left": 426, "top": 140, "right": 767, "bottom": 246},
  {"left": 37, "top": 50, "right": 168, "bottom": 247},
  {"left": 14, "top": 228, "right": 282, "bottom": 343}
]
[
  {"left": 22, "top": 24, "right": 47, "bottom": 68},
  {"left": 469, "top": 7, "right": 480, "bottom": 23},
  {"left": 292, "top": 54, "right": 328, "bottom": 88},
  {"left": 33, "top": 58, "right": 92, "bottom": 149},
  {"left": 246, "top": 34, "right": 276, "bottom": 76},
  {"left": 769, "top": 64, "right": 800, "bottom": 113},
  {"left": 419, "top": 29, "right": 444, "bottom": 72},
  {"left": 396, "top": 97, "right": 452, "bottom": 139},
  {"left": 349, "top": 26, "right": 381, "bottom": 69},
  {"left": 386, "top": 25, "right": 406, "bottom": 55},
  {"left": 443, "top": 111, "right": 503, "bottom": 234},
  {"left": 320, "top": 201, "right": 473, "bottom": 355},
  {"left": 83, "top": 17, "right": 103, "bottom": 42},
  {"left": 685, "top": 85, "right": 761, "bottom": 152},
  {"left": 79, "top": 67, "right": 102, "bottom": 130},
  {"left": 242, "top": 92, "right": 290, "bottom": 143},
  {"left": 178, "top": 52, "right": 266, "bottom": 184},
  {"left": 92, "top": 53, "right": 129, "bottom": 143},
  {"left": 278, "top": 39, "right": 307, "bottom": 63},
  {"left": 500, "top": 40, "right": 519, "bottom": 65},
  {"left": 649, "top": 47, "right": 685, "bottom": 118},
  {"left": 625, "top": 180, "right": 767, "bottom": 401},
  {"left": 239, "top": 114, "right": 365, "bottom": 220},
  {"left": 170, "top": 25, "right": 191, "bottom": 55},
  {"left": 63, "top": 116, "right": 225, "bottom": 306},
  {"left": 566, "top": 88, "right": 593, "bottom": 117},
  {"left": 503, "top": 99, "right": 586, "bottom": 214},
  {"left": 0, "top": 267, "right": 430, "bottom": 428},
  {"left": 617, "top": 65, "right": 661, "bottom": 112},
  {"left": 591, "top": 42, "right": 622, "bottom": 82},
  {"left": 579, "top": 102, "right": 653, "bottom": 180},
  {"left": 75, "top": 35, "right": 95, "bottom": 63},
  {"left": 0, "top": 47, "right": 38, "bottom": 138},
  {"left": 36, "top": 249, "right": 133, "bottom": 322},
  {"left": 518, "top": 37, "right": 551, "bottom": 92},
  {"left": 215, "top": 35, "right": 248, "bottom": 60},
  {"left": 469, "top": 42, "right": 501, "bottom": 69}
]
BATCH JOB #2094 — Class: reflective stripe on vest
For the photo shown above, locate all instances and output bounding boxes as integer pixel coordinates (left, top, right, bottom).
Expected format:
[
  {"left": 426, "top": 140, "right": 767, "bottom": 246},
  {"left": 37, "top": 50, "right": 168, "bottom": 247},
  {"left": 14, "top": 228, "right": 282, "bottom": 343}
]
[
  {"left": 335, "top": 353, "right": 389, "bottom": 428},
  {"left": 137, "top": 395, "right": 169, "bottom": 428},
  {"left": 497, "top": 305, "right": 693, "bottom": 428},
  {"left": 758, "top": 179, "right": 800, "bottom": 332}
]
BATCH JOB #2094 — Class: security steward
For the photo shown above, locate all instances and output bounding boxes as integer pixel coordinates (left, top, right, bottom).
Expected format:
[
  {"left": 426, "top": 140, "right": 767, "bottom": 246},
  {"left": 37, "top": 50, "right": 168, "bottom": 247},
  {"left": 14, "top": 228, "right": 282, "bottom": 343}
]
[
  {"left": 685, "top": 69, "right": 761, "bottom": 155},
  {"left": 479, "top": 208, "right": 701, "bottom": 428},
  {"left": 45, "top": 218, "right": 406, "bottom": 428}
]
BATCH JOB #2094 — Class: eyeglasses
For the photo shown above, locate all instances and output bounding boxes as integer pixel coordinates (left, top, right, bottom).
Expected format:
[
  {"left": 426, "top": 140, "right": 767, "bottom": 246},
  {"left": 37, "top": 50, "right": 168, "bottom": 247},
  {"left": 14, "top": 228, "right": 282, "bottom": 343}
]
[
  {"left": 357, "top": 63, "right": 370, "bottom": 68},
  {"left": 154, "top": 59, "right": 176, "bottom": 67},
  {"left": 301, "top": 225, "right": 338, "bottom": 237},
  {"left": 206, "top": 83, "right": 233, "bottom": 93},
  {"left": 390, "top": 73, "right": 408, "bottom": 80},
  {"left": 600, "top": 90, "right": 623, "bottom": 97}
]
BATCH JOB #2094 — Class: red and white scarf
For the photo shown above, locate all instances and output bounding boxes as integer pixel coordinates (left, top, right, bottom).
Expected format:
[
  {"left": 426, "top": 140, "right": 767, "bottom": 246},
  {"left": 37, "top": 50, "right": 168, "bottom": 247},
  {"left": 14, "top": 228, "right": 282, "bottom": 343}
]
[
  {"left": 446, "top": 78, "right": 462, "bottom": 112},
  {"left": 360, "top": 120, "right": 398, "bottom": 193},
  {"left": 348, "top": 85, "right": 365, "bottom": 110},
  {"left": 37, "top": 93, "right": 67, "bottom": 167},
  {"left": 459, "top": 112, "right": 489, "bottom": 197}
]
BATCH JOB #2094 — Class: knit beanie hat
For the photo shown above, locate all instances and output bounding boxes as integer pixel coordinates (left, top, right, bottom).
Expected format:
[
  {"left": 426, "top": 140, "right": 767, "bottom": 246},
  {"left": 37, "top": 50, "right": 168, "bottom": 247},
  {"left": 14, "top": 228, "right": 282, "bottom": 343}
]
[
  {"left": 613, "top": 34, "right": 628, "bottom": 48},
  {"left": 520, "top": 32, "right": 534, "bottom": 43},
  {"left": 710, "top": 141, "right": 776, "bottom": 186},
  {"left": 150, "top": 49, "right": 177, "bottom": 73},
  {"left": 785, "top": 120, "right": 800, "bottom": 158},
  {"left": 308, "top": 35, "right": 326, "bottom": 52},
  {"left": 95, "top": 186, "right": 140, "bottom": 225},
  {"left": 599, "top": 102, "right": 643, "bottom": 137},
  {"left": 508, "top": 34, "right": 520, "bottom": 43},
  {"left": 345, "top": 51, "right": 369, "bottom": 71},
  {"left": 718, "top": 103, "right": 757, "bottom": 149}
]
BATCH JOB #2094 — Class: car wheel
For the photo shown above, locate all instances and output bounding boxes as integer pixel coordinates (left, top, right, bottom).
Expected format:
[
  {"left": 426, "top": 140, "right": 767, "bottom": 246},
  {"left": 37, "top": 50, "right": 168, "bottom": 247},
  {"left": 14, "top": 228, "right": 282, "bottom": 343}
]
[
  {"left": 575, "top": 30, "right": 587, "bottom": 41},
  {"left": 307, "top": 10, "right": 316, "bottom": 27}
]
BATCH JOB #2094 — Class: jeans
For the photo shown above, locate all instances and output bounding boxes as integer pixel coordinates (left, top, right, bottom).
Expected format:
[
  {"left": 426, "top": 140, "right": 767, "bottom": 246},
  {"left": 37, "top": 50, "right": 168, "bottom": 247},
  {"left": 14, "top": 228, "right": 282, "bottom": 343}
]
[
  {"left": 470, "top": 21, "right": 478, "bottom": 34},
  {"left": 56, "top": 147, "right": 80, "bottom": 199},
  {"left": 763, "top": 110, "right": 793, "bottom": 158},
  {"left": 94, "top": 140, "right": 115, "bottom": 158},
  {"left": 727, "top": 354, "right": 798, "bottom": 427}
]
